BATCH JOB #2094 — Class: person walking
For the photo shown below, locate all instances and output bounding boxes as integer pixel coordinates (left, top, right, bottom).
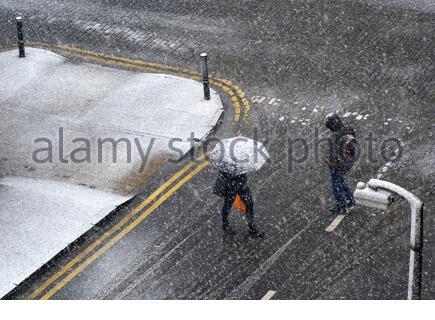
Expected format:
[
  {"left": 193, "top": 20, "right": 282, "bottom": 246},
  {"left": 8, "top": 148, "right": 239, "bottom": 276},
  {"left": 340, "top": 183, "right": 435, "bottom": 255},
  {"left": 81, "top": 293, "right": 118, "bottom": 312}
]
[
  {"left": 325, "top": 113, "right": 357, "bottom": 214},
  {"left": 214, "top": 171, "right": 264, "bottom": 238}
]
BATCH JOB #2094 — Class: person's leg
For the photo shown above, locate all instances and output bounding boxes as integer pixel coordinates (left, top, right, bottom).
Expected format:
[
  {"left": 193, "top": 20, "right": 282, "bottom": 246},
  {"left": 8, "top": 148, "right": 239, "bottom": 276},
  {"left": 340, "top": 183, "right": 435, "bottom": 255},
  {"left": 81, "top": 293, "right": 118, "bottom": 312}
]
[
  {"left": 239, "top": 192, "right": 254, "bottom": 227},
  {"left": 341, "top": 174, "right": 356, "bottom": 204},
  {"left": 221, "top": 192, "right": 236, "bottom": 232},
  {"left": 330, "top": 169, "right": 346, "bottom": 210},
  {"left": 240, "top": 191, "right": 264, "bottom": 237}
]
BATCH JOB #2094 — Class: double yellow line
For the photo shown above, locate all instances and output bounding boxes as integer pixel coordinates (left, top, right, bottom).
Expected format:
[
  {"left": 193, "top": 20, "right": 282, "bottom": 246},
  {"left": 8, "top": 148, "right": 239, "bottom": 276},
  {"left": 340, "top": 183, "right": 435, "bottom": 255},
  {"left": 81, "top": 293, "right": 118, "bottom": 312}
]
[
  {"left": 31, "top": 155, "right": 208, "bottom": 299},
  {"left": 25, "top": 43, "right": 251, "bottom": 299}
]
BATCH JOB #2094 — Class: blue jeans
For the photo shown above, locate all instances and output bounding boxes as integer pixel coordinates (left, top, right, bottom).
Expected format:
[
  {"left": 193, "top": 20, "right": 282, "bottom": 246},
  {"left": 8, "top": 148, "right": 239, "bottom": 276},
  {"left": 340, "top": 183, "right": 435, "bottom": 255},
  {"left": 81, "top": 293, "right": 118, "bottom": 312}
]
[{"left": 330, "top": 169, "right": 354, "bottom": 209}]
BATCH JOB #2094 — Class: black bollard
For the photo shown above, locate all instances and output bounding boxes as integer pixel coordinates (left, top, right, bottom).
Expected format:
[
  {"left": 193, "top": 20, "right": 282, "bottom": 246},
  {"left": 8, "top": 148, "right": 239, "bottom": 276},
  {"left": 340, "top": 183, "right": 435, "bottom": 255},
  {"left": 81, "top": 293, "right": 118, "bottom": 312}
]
[
  {"left": 200, "top": 53, "right": 210, "bottom": 100},
  {"left": 16, "top": 16, "right": 25, "bottom": 58}
]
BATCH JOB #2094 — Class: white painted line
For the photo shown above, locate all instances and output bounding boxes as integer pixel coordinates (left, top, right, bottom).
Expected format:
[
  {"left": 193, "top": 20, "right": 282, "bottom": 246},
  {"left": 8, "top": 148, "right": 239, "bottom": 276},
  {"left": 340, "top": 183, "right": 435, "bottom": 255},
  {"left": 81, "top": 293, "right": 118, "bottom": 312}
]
[
  {"left": 352, "top": 112, "right": 358, "bottom": 116},
  {"left": 363, "top": 114, "right": 369, "bottom": 120},
  {"left": 381, "top": 166, "right": 389, "bottom": 173},
  {"left": 301, "top": 122, "right": 306, "bottom": 125},
  {"left": 376, "top": 173, "right": 383, "bottom": 179},
  {"left": 387, "top": 118, "right": 392, "bottom": 121},
  {"left": 325, "top": 214, "right": 346, "bottom": 232},
  {"left": 301, "top": 107, "right": 307, "bottom": 111},
  {"left": 261, "top": 290, "right": 276, "bottom": 300},
  {"left": 356, "top": 115, "right": 363, "bottom": 120},
  {"left": 343, "top": 112, "right": 351, "bottom": 118},
  {"left": 384, "top": 122, "right": 389, "bottom": 125},
  {"left": 313, "top": 108, "right": 318, "bottom": 113},
  {"left": 269, "top": 98, "right": 277, "bottom": 105},
  {"left": 279, "top": 116, "right": 284, "bottom": 121},
  {"left": 273, "top": 99, "right": 281, "bottom": 106},
  {"left": 258, "top": 96, "right": 266, "bottom": 103},
  {"left": 290, "top": 120, "right": 295, "bottom": 124}
]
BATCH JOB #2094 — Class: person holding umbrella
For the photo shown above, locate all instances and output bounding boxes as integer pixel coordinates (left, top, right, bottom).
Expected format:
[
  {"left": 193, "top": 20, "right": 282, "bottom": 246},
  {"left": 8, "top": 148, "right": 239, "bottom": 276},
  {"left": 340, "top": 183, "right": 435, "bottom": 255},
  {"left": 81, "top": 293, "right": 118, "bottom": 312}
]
[{"left": 210, "top": 137, "right": 269, "bottom": 238}]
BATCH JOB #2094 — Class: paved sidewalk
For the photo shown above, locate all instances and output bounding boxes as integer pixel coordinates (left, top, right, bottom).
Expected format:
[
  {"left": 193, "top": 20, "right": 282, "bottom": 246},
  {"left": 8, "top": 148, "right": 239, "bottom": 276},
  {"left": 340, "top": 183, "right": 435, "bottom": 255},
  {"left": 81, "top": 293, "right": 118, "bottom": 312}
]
[{"left": 0, "top": 48, "right": 223, "bottom": 297}]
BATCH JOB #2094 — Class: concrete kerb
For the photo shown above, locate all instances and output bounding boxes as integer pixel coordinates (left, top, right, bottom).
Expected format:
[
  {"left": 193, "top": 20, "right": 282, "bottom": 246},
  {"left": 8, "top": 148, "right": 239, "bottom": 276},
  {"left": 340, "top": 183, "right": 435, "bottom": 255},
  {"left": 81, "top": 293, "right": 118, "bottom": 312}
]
[{"left": 28, "top": 42, "right": 251, "bottom": 131}]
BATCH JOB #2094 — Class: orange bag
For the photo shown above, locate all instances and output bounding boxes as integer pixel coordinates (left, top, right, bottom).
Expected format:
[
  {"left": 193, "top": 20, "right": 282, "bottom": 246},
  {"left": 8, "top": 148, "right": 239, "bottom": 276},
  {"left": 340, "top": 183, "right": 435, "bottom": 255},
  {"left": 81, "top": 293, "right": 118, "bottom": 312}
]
[{"left": 233, "top": 194, "right": 247, "bottom": 214}]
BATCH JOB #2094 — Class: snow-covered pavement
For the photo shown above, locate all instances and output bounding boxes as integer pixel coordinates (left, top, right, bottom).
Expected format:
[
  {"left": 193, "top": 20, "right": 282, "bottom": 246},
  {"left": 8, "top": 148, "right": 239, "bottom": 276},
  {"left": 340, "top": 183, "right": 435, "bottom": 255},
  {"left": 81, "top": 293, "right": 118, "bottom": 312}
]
[{"left": 0, "top": 48, "right": 223, "bottom": 297}]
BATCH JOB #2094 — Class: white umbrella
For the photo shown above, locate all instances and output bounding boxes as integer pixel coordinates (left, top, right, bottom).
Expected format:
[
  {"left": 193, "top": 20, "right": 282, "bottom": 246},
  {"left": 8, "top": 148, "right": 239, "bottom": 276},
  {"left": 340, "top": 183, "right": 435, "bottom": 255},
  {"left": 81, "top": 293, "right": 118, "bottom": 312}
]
[{"left": 209, "top": 136, "right": 270, "bottom": 174}]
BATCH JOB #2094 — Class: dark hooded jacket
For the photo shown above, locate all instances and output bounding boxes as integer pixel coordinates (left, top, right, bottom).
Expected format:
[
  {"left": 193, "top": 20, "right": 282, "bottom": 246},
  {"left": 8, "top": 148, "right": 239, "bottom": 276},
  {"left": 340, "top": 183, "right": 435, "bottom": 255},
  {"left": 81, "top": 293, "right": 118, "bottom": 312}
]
[{"left": 325, "top": 114, "right": 356, "bottom": 172}]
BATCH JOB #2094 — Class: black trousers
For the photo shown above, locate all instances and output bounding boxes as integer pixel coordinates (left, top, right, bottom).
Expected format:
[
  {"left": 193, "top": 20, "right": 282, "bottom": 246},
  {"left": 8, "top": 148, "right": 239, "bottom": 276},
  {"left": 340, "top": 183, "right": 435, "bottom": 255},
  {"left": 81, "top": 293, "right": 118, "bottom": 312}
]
[{"left": 221, "top": 190, "right": 255, "bottom": 229}]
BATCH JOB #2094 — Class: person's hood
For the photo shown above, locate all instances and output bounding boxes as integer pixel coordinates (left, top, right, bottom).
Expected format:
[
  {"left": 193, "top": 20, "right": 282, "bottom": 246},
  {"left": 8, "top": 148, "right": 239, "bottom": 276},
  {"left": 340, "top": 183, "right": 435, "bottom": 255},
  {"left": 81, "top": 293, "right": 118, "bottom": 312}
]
[{"left": 325, "top": 113, "right": 343, "bottom": 132}]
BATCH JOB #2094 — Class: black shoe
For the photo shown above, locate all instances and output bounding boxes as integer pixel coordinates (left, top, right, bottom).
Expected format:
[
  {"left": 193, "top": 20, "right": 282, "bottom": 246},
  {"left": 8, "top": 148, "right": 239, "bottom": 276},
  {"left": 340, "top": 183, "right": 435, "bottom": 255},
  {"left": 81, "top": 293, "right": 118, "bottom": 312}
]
[
  {"left": 346, "top": 199, "right": 356, "bottom": 208},
  {"left": 330, "top": 206, "right": 346, "bottom": 215},
  {"left": 249, "top": 227, "right": 265, "bottom": 238},
  {"left": 223, "top": 226, "right": 236, "bottom": 235}
]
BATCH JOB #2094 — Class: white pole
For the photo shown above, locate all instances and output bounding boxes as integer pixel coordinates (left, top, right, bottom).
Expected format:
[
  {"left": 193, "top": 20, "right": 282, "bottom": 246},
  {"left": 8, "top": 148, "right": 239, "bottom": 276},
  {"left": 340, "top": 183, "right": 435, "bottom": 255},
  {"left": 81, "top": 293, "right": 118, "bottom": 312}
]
[{"left": 367, "top": 179, "right": 424, "bottom": 300}]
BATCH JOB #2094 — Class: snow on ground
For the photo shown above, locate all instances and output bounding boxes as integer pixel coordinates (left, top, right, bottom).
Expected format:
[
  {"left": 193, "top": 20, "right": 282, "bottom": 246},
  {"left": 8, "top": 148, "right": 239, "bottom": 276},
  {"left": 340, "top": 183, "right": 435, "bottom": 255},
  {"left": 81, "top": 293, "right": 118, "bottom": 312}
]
[
  {"left": 0, "top": 48, "right": 223, "bottom": 195},
  {"left": 0, "top": 48, "right": 223, "bottom": 297},
  {"left": 0, "top": 176, "right": 129, "bottom": 297}
]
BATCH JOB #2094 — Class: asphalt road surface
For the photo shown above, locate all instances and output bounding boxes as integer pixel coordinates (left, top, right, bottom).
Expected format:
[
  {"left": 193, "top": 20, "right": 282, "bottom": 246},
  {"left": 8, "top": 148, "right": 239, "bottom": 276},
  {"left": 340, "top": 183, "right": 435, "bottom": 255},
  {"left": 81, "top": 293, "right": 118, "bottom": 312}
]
[{"left": 1, "top": 0, "right": 434, "bottom": 299}]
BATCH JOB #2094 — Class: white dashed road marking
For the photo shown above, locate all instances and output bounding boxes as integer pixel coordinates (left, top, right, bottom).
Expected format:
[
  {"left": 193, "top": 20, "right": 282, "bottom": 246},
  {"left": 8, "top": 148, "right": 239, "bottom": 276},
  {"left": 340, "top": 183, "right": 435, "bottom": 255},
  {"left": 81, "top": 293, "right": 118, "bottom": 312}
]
[
  {"left": 251, "top": 96, "right": 281, "bottom": 105},
  {"left": 261, "top": 290, "right": 277, "bottom": 300},
  {"left": 325, "top": 214, "right": 346, "bottom": 232}
]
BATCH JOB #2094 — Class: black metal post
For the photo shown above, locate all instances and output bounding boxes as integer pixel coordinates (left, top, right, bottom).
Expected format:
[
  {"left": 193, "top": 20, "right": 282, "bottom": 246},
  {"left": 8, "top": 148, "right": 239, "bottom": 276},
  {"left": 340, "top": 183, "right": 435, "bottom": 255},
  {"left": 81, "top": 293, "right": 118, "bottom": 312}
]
[
  {"left": 16, "top": 16, "right": 25, "bottom": 58},
  {"left": 200, "top": 52, "right": 210, "bottom": 100},
  {"left": 409, "top": 203, "right": 424, "bottom": 299}
]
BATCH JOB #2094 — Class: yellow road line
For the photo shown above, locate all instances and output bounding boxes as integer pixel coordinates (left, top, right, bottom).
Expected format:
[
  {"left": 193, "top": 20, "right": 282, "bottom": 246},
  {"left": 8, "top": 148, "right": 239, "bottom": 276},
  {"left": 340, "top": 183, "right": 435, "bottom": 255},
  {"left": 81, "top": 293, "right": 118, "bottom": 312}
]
[
  {"left": 40, "top": 161, "right": 210, "bottom": 300},
  {"left": 30, "top": 42, "right": 251, "bottom": 124},
  {"left": 29, "top": 153, "right": 206, "bottom": 299}
]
